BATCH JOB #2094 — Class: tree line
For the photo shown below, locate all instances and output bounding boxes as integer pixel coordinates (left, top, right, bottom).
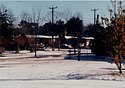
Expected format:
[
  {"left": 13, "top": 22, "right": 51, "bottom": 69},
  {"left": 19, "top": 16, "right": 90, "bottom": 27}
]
[
  {"left": 0, "top": 4, "right": 93, "bottom": 52},
  {"left": 0, "top": 4, "right": 92, "bottom": 37}
]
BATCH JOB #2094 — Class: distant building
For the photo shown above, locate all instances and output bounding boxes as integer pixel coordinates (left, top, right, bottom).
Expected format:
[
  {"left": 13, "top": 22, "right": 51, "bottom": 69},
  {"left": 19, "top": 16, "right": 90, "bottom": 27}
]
[
  {"left": 26, "top": 35, "right": 94, "bottom": 49},
  {"left": 82, "top": 37, "right": 94, "bottom": 48}
]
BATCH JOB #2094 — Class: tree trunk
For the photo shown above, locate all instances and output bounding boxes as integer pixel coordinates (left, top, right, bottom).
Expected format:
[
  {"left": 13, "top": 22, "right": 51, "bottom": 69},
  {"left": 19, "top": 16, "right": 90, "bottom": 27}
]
[
  {"left": 52, "top": 35, "right": 54, "bottom": 51},
  {"left": 116, "top": 63, "right": 122, "bottom": 74},
  {"left": 58, "top": 37, "right": 60, "bottom": 51},
  {"left": 15, "top": 44, "right": 19, "bottom": 53},
  {"left": 78, "top": 49, "right": 80, "bottom": 61},
  {"left": 114, "top": 55, "right": 122, "bottom": 74},
  {"left": 119, "top": 65, "right": 122, "bottom": 74},
  {"left": 0, "top": 46, "right": 4, "bottom": 54},
  {"left": 74, "top": 48, "right": 76, "bottom": 54},
  {"left": 118, "top": 55, "right": 122, "bottom": 74}
]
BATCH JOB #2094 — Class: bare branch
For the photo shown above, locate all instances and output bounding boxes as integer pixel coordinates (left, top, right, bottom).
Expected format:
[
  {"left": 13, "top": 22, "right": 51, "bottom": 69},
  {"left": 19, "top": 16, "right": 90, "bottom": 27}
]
[
  {"left": 62, "top": 9, "right": 73, "bottom": 22},
  {"left": 73, "top": 12, "right": 84, "bottom": 20}
]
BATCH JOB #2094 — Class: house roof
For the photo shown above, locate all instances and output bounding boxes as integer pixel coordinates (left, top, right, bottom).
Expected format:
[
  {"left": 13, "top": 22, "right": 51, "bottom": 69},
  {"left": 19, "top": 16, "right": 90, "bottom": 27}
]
[{"left": 26, "top": 35, "right": 94, "bottom": 39}]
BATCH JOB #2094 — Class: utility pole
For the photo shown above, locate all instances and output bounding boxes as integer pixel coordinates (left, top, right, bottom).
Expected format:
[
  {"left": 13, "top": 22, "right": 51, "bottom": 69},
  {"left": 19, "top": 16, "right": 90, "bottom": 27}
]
[
  {"left": 109, "top": 9, "right": 113, "bottom": 21},
  {"left": 49, "top": 5, "right": 57, "bottom": 51},
  {"left": 91, "top": 9, "right": 98, "bottom": 25}
]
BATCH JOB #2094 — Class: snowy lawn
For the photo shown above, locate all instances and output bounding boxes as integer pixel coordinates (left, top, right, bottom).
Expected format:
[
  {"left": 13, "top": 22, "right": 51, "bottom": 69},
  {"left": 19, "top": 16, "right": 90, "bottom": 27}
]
[
  {"left": 0, "top": 80, "right": 125, "bottom": 88},
  {"left": 0, "top": 49, "right": 125, "bottom": 88}
]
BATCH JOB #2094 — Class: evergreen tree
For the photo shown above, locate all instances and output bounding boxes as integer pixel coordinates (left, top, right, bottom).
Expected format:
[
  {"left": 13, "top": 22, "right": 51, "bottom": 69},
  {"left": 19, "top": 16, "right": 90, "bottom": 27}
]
[
  {"left": 91, "top": 16, "right": 125, "bottom": 74},
  {"left": 0, "top": 9, "right": 13, "bottom": 39},
  {"left": 0, "top": 8, "right": 14, "bottom": 53},
  {"left": 65, "top": 17, "right": 83, "bottom": 36}
]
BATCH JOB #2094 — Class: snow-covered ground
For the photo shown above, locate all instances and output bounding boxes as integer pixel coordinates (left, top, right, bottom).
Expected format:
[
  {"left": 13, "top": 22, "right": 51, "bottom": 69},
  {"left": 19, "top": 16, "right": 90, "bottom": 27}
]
[{"left": 0, "top": 49, "right": 125, "bottom": 88}]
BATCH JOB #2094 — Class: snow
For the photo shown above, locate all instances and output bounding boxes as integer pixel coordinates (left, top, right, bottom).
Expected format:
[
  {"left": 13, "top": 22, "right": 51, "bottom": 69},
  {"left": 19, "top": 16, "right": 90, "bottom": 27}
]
[
  {"left": 0, "top": 49, "right": 125, "bottom": 88},
  {"left": 0, "top": 80, "right": 125, "bottom": 88}
]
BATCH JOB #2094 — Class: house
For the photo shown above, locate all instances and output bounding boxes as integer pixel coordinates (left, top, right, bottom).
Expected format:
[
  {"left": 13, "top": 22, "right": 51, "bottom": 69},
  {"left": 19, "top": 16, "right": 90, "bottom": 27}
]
[
  {"left": 26, "top": 35, "right": 94, "bottom": 49},
  {"left": 82, "top": 37, "right": 94, "bottom": 48}
]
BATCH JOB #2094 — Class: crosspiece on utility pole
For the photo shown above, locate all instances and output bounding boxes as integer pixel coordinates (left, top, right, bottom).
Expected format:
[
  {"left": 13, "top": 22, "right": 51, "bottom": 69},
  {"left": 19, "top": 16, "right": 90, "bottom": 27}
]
[
  {"left": 49, "top": 5, "right": 58, "bottom": 51},
  {"left": 91, "top": 9, "right": 98, "bottom": 25}
]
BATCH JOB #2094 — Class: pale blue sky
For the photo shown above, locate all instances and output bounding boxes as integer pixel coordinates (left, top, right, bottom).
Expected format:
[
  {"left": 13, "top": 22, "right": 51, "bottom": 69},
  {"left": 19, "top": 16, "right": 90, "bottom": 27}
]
[{"left": 0, "top": 1, "right": 116, "bottom": 25}]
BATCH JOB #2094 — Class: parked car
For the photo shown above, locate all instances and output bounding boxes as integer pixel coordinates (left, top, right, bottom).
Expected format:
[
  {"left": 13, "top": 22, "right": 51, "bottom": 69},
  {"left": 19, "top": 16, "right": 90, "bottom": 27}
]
[{"left": 60, "top": 44, "right": 68, "bottom": 49}]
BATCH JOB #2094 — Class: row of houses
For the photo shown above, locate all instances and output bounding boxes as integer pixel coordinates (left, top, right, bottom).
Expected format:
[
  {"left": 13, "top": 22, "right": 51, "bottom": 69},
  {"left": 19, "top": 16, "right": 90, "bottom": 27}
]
[
  {"left": 0, "top": 35, "right": 94, "bottom": 53},
  {"left": 26, "top": 35, "right": 94, "bottom": 49}
]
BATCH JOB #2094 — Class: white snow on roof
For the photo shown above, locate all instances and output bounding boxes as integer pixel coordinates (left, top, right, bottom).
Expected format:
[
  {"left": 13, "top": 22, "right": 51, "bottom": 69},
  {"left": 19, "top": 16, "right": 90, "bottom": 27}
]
[
  {"left": 82, "top": 37, "right": 94, "bottom": 39},
  {"left": 37, "top": 35, "right": 59, "bottom": 38},
  {"left": 26, "top": 35, "right": 94, "bottom": 39}
]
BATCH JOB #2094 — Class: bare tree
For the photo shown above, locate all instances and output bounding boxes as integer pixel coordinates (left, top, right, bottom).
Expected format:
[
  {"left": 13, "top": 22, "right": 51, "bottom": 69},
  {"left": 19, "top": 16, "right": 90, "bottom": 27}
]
[
  {"left": 45, "top": 12, "right": 51, "bottom": 22},
  {"left": 36, "top": 6, "right": 42, "bottom": 24},
  {"left": 40, "top": 14, "right": 46, "bottom": 25},
  {"left": 54, "top": 11, "right": 63, "bottom": 22},
  {"left": 31, "top": 7, "right": 36, "bottom": 23},
  {"left": 44, "top": 9, "right": 72, "bottom": 24},
  {"left": 31, "top": 6, "right": 43, "bottom": 26},
  {"left": 20, "top": 10, "right": 31, "bottom": 22},
  {"left": 20, "top": 6, "right": 43, "bottom": 26},
  {"left": 61, "top": 9, "right": 73, "bottom": 22},
  {"left": 73, "top": 12, "right": 84, "bottom": 20}
]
